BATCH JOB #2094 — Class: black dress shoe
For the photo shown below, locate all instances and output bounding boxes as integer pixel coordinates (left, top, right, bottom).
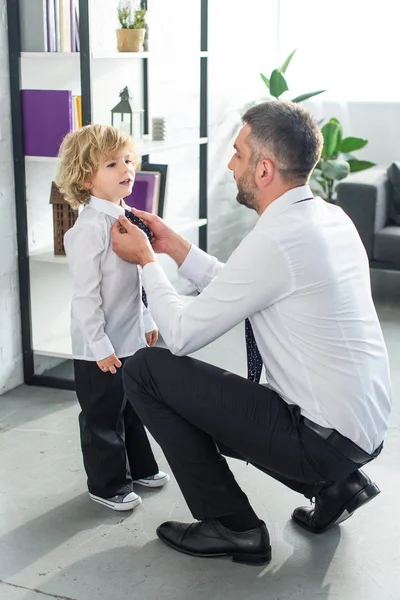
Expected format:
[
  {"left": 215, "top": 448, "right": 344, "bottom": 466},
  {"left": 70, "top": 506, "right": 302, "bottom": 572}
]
[
  {"left": 156, "top": 519, "right": 271, "bottom": 566},
  {"left": 292, "top": 469, "right": 380, "bottom": 534}
]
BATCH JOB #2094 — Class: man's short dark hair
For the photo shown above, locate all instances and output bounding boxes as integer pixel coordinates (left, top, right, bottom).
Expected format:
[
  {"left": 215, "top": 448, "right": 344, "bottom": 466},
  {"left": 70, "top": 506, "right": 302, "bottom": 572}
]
[{"left": 242, "top": 100, "right": 323, "bottom": 184}]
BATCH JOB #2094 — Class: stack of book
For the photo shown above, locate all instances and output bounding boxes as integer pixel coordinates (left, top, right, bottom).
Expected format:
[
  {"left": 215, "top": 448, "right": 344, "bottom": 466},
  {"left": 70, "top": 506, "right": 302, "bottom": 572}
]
[
  {"left": 20, "top": 0, "right": 80, "bottom": 53},
  {"left": 22, "top": 90, "right": 82, "bottom": 157}
]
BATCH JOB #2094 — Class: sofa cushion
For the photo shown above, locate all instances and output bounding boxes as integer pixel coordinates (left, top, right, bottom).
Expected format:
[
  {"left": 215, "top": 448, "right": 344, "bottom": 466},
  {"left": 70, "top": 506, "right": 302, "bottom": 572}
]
[
  {"left": 374, "top": 226, "right": 400, "bottom": 263},
  {"left": 387, "top": 162, "right": 400, "bottom": 224}
]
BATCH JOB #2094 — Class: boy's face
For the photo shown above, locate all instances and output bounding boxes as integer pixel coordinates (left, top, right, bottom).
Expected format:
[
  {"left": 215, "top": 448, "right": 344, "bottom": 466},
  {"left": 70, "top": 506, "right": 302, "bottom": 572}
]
[{"left": 88, "top": 148, "right": 136, "bottom": 203}]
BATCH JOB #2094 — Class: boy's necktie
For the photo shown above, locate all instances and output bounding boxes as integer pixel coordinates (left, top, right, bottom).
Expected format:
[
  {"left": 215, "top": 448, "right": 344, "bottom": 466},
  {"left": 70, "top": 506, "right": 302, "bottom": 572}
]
[{"left": 124, "top": 210, "right": 152, "bottom": 307}]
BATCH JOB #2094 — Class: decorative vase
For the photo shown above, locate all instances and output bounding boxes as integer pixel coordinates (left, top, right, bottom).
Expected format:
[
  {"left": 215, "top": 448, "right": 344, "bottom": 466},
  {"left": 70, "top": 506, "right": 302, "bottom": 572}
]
[{"left": 116, "top": 29, "right": 145, "bottom": 52}]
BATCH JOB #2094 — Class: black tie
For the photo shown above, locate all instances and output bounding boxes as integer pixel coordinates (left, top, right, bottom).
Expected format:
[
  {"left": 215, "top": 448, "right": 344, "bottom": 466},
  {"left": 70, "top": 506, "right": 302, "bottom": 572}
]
[
  {"left": 245, "top": 196, "right": 314, "bottom": 383},
  {"left": 124, "top": 210, "right": 152, "bottom": 307},
  {"left": 245, "top": 319, "right": 263, "bottom": 382}
]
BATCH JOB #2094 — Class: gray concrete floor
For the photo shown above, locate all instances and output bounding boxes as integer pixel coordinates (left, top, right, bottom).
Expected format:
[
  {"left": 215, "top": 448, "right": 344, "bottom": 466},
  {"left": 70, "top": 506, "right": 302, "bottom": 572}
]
[{"left": 0, "top": 301, "right": 399, "bottom": 600}]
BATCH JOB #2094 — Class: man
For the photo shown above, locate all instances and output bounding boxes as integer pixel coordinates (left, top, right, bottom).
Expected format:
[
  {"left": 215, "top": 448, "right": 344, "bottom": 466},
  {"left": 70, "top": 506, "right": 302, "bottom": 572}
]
[{"left": 111, "top": 101, "right": 391, "bottom": 567}]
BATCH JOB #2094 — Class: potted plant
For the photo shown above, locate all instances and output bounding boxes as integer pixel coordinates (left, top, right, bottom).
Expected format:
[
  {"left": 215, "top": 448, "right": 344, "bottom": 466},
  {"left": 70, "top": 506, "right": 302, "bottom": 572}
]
[
  {"left": 117, "top": 1, "right": 147, "bottom": 53},
  {"left": 258, "top": 50, "right": 375, "bottom": 201},
  {"left": 260, "top": 49, "right": 326, "bottom": 103},
  {"left": 311, "top": 118, "right": 375, "bottom": 203}
]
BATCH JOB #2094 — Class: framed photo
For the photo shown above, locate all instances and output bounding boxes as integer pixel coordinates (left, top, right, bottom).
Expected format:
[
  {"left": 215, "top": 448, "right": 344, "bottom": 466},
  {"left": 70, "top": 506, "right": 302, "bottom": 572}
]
[{"left": 141, "top": 162, "right": 168, "bottom": 218}]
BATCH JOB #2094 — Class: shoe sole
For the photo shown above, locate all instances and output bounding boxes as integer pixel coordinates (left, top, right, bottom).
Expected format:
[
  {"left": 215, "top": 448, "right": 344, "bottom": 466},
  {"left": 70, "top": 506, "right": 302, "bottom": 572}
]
[
  {"left": 89, "top": 494, "right": 142, "bottom": 511},
  {"left": 156, "top": 528, "right": 272, "bottom": 566},
  {"left": 134, "top": 474, "right": 170, "bottom": 488},
  {"left": 292, "top": 482, "right": 380, "bottom": 534}
]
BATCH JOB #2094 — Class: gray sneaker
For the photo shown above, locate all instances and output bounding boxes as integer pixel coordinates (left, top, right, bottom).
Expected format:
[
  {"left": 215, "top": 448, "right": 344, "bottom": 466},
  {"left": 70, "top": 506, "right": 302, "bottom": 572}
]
[
  {"left": 134, "top": 471, "right": 170, "bottom": 488},
  {"left": 89, "top": 491, "right": 142, "bottom": 511}
]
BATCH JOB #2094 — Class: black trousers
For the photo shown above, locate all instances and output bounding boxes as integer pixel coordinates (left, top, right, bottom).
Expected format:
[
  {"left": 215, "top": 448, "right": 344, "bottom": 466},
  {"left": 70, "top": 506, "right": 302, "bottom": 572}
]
[
  {"left": 74, "top": 358, "right": 158, "bottom": 498},
  {"left": 123, "top": 347, "right": 362, "bottom": 520}
]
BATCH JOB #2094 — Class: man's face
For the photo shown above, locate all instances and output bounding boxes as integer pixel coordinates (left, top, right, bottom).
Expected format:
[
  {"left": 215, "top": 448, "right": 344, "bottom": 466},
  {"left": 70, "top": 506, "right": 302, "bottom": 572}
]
[{"left": 228, "top": 124, "right": 259, "bottom": 211}]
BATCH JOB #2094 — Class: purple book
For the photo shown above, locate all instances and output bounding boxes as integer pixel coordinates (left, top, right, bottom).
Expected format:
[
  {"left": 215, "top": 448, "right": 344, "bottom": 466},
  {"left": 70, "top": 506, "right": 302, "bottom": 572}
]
[
  {"left": 124, "top": 172, "right": 160, "bottom": 213},
  {"left": 22, "top": 90, "right": 73, "bottom": 157}
]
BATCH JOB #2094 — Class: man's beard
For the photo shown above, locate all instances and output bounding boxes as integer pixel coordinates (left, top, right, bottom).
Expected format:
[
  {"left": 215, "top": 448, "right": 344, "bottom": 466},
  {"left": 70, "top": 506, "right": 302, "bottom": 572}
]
[{"left": 236, "top": 168, "right": 258, "bottom": 211}]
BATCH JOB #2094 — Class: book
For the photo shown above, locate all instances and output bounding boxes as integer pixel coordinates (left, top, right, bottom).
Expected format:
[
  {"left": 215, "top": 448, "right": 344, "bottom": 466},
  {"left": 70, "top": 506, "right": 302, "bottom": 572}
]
[
  {"left": 22, "top": 90, "right": 73, "bottom": 157},
  {"left": 124, "top": 172, "right": 161, "bottom": 214},
  {"left": 46, "top": 0, "right": 56, "bottom": 52},
  {"left": 20, "top": 0, "right": 48, "bottom": 52},
  {"left": 70, "top": 0, "right": 76, "bottom": 51},
  {"left": 141, "top": 162, "right": 169, "bottom": 218},
  {"left": 59, "top": 0, "right": 71, "bottom": 52},
  {"left": 54, "top": 0, "right": 61, "bottom": 51}
]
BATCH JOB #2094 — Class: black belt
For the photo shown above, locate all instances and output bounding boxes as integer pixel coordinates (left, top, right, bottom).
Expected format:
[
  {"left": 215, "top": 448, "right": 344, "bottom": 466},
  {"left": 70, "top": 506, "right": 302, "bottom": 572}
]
[{"left": 302, "top": 417, "right": 383, "bottom": 466}]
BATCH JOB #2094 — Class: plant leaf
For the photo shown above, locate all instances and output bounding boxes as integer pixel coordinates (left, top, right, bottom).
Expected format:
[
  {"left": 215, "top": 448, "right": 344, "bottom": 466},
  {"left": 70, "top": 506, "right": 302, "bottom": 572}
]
[
  {"left": 260, "top": 73, "right": 270, "bottom": 89},
  {"left": 321, "top": 159, "right": 350, "bottom": 181},
  {"left": 281, "top": 49, "right": 296, "bottom": 73},
  {"left": 310, "top": 167, "right": 322, "bottom": 180},
  {"left": 348, "top": 159, "right": 376, "bottom": 173},
  {"left": 321, "top": 119, "right": 342, "bottom": 158},
  {"left": 291, "top": 90, "right": 327, "bottom": 103},
  {"left": 269, "top": 69, "right": 288, "bottom": 98},
  {"left": 340, "top": 137, "right": 368, "bottom": 153}
]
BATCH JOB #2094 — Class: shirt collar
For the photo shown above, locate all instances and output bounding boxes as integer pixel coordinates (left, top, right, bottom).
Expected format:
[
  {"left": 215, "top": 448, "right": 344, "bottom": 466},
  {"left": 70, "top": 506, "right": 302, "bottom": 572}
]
[
  {"left": 260, "top": 185, "right": 314, "bottom": 221},
  {"left": 87, "top": 196, "right": 129, "bottom": 219}
]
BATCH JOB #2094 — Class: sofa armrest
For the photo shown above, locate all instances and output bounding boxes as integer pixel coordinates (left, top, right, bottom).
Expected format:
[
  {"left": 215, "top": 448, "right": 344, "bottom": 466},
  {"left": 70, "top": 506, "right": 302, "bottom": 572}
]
[{"left": 336, "top": 169, "right": 390, "bottom": 259}]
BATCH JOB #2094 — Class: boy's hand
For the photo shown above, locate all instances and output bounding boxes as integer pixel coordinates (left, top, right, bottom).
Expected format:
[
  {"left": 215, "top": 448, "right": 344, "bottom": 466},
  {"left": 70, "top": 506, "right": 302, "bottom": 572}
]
[
  {"left": 145, "top": 329, "right": 158, "bottom": 347},
  {"left": 97, "top": 353, "right": 122, "bottom": 374}
]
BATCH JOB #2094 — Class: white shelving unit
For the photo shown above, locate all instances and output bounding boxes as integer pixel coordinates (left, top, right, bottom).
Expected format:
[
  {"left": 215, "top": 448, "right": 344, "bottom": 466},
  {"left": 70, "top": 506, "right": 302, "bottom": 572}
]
[{"left": 10, "top": 0, "right": 209, "bottom": 387}]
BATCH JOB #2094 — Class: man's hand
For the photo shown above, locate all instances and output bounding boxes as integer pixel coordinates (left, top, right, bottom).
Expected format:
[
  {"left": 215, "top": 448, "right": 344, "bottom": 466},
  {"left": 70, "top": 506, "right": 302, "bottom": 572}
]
[
  {"left": 126, "top": 208, "right": 174, "bottom": 255},
  {"left": 145, "top": 329, "right": 158, "bottom": 347},
  {"left": 126, "top": 208, "right": 192, "bottom": 267},
  {"left": 111, "top": 215, "right": 156, "bottom": 267},
  {"left": 97, "top": 353, "right": 122, "bottom": 374}
]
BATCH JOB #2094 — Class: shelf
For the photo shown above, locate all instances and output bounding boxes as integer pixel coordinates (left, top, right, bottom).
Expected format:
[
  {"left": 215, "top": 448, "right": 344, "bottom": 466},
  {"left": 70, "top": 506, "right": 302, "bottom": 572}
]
[
  {"left": 21, "top": 51, "right": 149, "bottom": 60},
  {"left": 21, "top": 51, "right": 207, "bottom": 60},
  {"left": 139, "top": 137, "right": 208, "bottom": 154},
  {"left": 29, "top": 217, "right": 207, "bottom": 264},
  {"left": 30, "top": 250, "right": 68, "bottom": 264},
  {"left": 25, "top": 138, "right": 208, "bottom": 163},
  {"left": 21, "top": 52, "right": 81, "bottom": 59},
  {"left": 34, "top": 334, "right": 72, "bottom": 359},
  {"left": 92, "top": 52, "right": 149, "bottom": 59},
  {"left": 166, "top": 216, "right": 207, "bottom": 233}
]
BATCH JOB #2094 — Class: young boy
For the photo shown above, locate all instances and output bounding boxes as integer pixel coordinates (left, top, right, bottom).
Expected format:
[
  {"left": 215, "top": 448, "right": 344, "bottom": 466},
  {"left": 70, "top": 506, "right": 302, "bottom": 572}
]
[{"left": 56, "top": 124, "right": 169, "bottom": 511}]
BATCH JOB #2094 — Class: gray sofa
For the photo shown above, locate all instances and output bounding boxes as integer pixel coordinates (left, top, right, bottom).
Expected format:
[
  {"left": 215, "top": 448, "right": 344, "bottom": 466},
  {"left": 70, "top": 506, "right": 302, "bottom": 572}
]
[{"left": 336, "top": 167, "right": 400, "bottom": 270}]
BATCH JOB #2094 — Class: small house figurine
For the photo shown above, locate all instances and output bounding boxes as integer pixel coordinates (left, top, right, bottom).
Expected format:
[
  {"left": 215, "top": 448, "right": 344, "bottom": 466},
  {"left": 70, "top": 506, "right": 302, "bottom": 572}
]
[{"left": 49, "top": 181, "right": 77, "bottom": 255}]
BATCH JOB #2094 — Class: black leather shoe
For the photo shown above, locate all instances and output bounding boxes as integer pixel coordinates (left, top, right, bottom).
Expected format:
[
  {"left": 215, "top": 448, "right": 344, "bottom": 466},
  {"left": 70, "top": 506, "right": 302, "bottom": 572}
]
[
  {"left": 156, "top": 519, "right": 271, "bottom": 566},
  {"left": 292, "top": 469, "right": 380, "bottom": 534}
]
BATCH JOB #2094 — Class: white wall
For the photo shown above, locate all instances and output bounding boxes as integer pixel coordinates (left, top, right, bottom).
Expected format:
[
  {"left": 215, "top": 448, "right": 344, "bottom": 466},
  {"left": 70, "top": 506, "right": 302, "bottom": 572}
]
[{"left": 0, "top": 0, "right": 23, "bottom": 393}]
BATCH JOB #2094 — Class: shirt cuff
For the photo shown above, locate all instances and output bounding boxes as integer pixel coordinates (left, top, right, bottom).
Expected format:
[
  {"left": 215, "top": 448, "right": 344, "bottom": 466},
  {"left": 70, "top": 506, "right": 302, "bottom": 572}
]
[
  {"left": 89, "top": 335, "right": 115, "bottom": 361},
  {"left": 143, "top": 311, "right": 156, "bottom": 333},
  {"left": 178, "top": 244, "right": 212, "bottom": 283}
]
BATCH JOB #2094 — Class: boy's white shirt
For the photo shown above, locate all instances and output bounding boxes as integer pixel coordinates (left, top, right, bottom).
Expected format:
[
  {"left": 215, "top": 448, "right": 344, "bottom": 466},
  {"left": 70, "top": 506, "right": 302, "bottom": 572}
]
[{"left": 64, "top": 196, "right": 156, "bottom": 361}]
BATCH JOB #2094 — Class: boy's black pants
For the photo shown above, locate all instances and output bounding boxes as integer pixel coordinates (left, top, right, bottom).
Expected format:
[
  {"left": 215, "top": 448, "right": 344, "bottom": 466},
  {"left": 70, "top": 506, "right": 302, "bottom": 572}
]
[{"left": 74, "top": 358, "right": 158, "bottom": 498}]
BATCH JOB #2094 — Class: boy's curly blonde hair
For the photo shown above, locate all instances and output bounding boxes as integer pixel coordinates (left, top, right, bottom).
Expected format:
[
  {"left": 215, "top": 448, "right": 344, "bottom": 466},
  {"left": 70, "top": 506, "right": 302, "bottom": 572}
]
[{"left": 55, "top": 124, "right": 139, "bottom": 210}]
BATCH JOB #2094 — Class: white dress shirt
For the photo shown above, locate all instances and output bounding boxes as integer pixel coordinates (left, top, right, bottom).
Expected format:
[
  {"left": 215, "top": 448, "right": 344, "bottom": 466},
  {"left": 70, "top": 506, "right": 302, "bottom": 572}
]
[
  {"left": 64, "top": 196, "right": 155, "bottom": 362},
  {"left": 142, "top": 185, "right": 392, "bottom": 453}
]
